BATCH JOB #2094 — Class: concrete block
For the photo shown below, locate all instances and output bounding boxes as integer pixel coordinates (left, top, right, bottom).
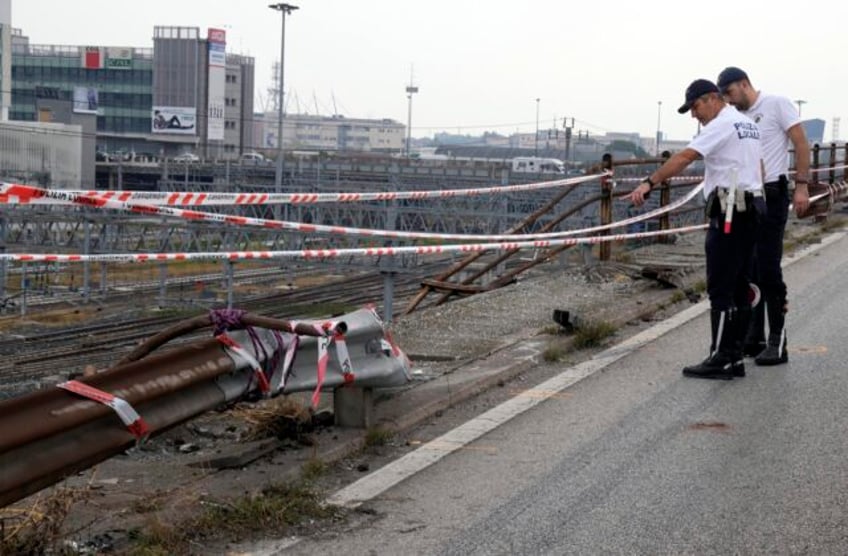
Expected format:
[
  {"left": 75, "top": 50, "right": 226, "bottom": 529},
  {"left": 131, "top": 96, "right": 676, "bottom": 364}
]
[{"left": 333, "top": 386, "right": 374, "bottom": 428}]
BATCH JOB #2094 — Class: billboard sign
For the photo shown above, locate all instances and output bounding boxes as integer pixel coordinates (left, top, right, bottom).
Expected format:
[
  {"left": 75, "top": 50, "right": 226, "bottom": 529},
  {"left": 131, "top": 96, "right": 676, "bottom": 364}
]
[
  {"left": 73, "top": 87, "right": 99, "bottom": 114},
  {"left": 207, "top": 28, "right": 227, "bottom": 141},
  {"left": 152, "top": 106, "right": 197, "bottom": 135},
  {"left": 106, "top": 47, "right": 133, "bottom": 70},
  {"left": 81, "top": 46, "right": 104, "bottom": 69},
  {"left": 208, "top": 28, "right": 226, "bottom": 44}
]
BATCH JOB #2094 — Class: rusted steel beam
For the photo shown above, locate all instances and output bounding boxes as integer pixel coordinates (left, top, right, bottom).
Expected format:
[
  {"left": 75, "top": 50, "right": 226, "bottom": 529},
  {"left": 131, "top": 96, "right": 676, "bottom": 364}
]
[
  {"left": 1, "top": 380, "right": 225, "bottom": 509},
  {"left": 403, "top": 181, "right": 583, "bottom": 314},
  {"left": 419, "top": 279, "right": 490, "bottom": 294},
  {"left": 0, "top": 338, "right": 232, "bottom": 455},
  {"left": 0, "top": 342, "right": 236, "bottom": 508},
  {"left": 429, "top": 193, "right": 603, "bottom": 308}
]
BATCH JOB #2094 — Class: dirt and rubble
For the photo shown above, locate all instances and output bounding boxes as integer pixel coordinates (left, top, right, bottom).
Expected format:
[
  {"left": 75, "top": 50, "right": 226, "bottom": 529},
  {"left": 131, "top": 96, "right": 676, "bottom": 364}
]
[{"left": 1, "top": 216, "right": 836, "bottom": 554}]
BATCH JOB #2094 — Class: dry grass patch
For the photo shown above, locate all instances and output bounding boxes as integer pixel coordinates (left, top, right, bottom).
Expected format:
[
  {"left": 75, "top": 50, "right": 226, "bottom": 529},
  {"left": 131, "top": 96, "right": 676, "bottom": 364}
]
[{"left": 0, "top": 484, "right": 94, "bottom": 555}]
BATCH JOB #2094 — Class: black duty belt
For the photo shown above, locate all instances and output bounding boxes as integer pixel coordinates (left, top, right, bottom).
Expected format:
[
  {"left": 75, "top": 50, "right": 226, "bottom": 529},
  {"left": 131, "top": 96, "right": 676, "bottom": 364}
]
[
  {"left": 764, "top": 174, "right": 789, "bottom": 188},
  {"left": 706, "top": 188, "right": 763, "bottom": 218}
]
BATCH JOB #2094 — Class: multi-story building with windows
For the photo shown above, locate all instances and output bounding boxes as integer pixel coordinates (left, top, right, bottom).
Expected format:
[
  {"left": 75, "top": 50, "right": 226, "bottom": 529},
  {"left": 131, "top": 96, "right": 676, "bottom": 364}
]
[
  {"left": 0, "top": 0, "right": 11, "bottom": 120},
  {"left": 255, "top": 113, "right": 405, "bottom": 154},
  {"left": 10, "top": 24, "right": 254, "bottom": 161}
]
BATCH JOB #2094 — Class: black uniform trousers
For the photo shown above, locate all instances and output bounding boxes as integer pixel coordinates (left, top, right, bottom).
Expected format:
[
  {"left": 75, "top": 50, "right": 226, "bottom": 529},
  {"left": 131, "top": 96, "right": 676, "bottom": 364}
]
[
  {"left": 705, "top": 192, "right": 764, "bottom": 311},
  {"left": 752, "top": 177, "right": 790, "bottom": 308}
]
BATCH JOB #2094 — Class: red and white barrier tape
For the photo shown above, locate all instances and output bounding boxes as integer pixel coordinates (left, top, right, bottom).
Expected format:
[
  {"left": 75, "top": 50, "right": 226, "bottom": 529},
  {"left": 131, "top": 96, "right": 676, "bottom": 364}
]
[
  {"left": 57, "top": 380, "right": 150, "bottom": 440},
  {"left": 312, "top": 321, "right": 353, "bottom": 408},
  {"left": 0, "top": 181, "right": 703, "bottom": 242},
  {"left": 0, "top": 223, "right": 709, "bottom": 264},
  {"left": 0, "top": 173, "right": 602, "bottom": 206},
  {"left": 216, "top": 334, "right": 271, "bottom": 396}
]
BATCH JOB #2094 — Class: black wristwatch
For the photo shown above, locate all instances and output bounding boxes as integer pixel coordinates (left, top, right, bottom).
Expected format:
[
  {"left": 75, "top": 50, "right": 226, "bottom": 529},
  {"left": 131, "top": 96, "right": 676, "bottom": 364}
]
[{"left": 642, "top": 177, "right": 656, "bottom": 189}]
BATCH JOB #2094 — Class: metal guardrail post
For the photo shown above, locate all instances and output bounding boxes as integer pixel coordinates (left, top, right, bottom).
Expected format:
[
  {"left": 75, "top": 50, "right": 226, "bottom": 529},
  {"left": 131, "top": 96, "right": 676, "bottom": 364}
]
[
  {"left": 844, "top": 144, "right": 848, "bottom": 181},
  {"left": 812, "top": 143, "right": 821, "bottom": 177},
  {"left": 829, "top": 143, "right": 838, "bottom": 184},
  {"left": 226, "top": 260, "right": 235, "bottom": 309},
  {"left": 83, "top": 216, "right": 91, "bottom": 303},
  {"left": 100, "top": 262, "right": 107, "bottom": 297},
  {"left": 599, "top": 153, "right": 614, "bottom": 261},
  {"left": 497, "top": 168, "right": 509, "bottom": 276},
  {"left": 0, "top": 215, "right": 6, "bottom": 307},
  {"left": 20, "top": 262, "right": 27, "bottom": 317},
  {"left": 811, "top": 144, "right": 825, "bottom": 223},
  {"left": 158, "top": 262, "right": 167, "bottom": 308},
  {"left": 381, "top": 169, "right": 398, "bottom": 323},
  {"left": 658, "top": 150, "right": 672, "bottom": 239}
]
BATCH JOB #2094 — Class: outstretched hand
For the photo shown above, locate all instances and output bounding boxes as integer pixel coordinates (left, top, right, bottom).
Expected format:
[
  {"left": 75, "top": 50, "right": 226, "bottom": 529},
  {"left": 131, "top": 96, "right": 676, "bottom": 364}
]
[{"left": 629, "top": 183, "right": 651, "bottom": 207}]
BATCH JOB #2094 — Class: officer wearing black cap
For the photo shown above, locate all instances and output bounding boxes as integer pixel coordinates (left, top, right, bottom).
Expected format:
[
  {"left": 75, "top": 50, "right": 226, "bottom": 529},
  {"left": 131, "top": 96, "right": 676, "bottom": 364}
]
[
  {"left": 630, "top": 78, "right": 765, "bottom": 380},
  {"left": 717, "top": 66, "right": 810, "bottom": 366}
]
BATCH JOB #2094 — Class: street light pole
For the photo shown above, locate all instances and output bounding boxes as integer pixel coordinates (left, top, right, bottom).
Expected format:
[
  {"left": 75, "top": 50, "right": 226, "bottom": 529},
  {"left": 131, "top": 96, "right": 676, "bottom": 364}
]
[
  {"left": 794, "top": 99, "right": 806, "bottom": 118},
  {"left": 269, "top": 3, "right": 298, "bottom": 221},
  {"left": 655, "top": 100, "right": 662, "bottom": 156},
  {"left": 405, "top": 69, "right": 418, "bottom": 158},
  {"left": 534, "top": 98, "right": 540, "bottom": 157}
]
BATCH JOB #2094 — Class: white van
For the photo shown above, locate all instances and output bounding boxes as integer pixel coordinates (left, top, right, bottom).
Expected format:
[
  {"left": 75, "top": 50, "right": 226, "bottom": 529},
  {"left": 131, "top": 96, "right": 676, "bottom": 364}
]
[{"left": 511, "top": 157, "right": 565, "bottom": 175}]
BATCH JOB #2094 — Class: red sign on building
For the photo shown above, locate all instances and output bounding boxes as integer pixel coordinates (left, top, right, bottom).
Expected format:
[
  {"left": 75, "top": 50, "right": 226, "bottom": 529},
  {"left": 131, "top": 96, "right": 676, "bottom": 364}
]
[{"left": 81, "top": 47, "right": 104, "bottom": 69}]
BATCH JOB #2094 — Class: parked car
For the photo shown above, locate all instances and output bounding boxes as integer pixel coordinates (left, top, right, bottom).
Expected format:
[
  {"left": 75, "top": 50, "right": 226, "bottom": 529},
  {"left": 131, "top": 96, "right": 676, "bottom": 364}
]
[
  {"left": 108, "top": 150, "right": 133, "bottom": 162},
  {"left": 239, "top": 151, "right": 266, "bottom": 163},
  {"left": 172, "top": 152, "right": 200, "bottom": 163}
]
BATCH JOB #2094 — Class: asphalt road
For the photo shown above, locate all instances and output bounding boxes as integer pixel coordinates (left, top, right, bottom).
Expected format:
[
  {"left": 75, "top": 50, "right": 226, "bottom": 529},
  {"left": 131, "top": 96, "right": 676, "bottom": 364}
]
[{"left": 279, "top": 231, "right": 848, "bottom": 555}]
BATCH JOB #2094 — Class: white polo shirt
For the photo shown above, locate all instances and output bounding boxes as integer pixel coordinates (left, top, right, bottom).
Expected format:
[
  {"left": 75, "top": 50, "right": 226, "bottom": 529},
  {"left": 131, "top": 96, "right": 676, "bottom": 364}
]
[
  {"left": 688, "top": 105, "right": 763, "bottom": 199},
  {"left": 738, "top": 92, "right": 801, "bottom": 183}
]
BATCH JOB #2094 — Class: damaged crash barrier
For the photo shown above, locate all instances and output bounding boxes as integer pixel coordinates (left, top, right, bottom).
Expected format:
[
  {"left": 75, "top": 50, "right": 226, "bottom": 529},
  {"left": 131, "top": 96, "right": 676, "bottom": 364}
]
[
  {"left": 209, "top": 307, "right": 411, "bottom": 409},
  {"left": 0, "top": 307, "right": 411, "bottom": 508}
]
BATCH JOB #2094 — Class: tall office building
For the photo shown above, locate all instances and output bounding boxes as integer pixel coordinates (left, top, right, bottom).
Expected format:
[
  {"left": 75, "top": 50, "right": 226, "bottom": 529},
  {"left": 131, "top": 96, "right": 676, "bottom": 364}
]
[
  {"left": 11, "top": 24, "right": 255, "bottom": 160},
  {"left": 0, "top": 0, "right": 11, "bottom": 120}
]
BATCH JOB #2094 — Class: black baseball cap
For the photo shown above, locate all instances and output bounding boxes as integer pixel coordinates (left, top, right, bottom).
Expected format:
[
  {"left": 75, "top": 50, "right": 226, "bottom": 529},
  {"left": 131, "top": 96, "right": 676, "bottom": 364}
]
[
  {"left": 716, "top": 66, "right": 749, "bottom": 93},
  {"left": 677, "top": 79, "right": 720, "bottom": 114}
]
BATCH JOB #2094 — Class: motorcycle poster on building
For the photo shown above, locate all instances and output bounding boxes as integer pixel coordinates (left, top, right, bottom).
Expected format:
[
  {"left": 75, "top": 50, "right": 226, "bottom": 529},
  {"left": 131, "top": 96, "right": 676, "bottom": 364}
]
[{"left": 152, "top": 106, "right": 197, "bottom": 135}]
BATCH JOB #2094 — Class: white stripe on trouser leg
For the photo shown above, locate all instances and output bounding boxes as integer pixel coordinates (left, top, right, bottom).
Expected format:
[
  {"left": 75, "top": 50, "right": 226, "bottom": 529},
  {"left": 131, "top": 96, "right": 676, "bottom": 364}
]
[{"left": 712, "top": 312, "right": 726, "bottom": 356}]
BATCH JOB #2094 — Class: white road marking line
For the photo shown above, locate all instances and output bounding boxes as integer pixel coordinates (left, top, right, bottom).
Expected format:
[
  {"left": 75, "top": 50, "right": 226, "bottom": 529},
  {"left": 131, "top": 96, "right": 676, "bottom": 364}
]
[{"left": 327, "top": 229, "right": 846, "bottom": 509}]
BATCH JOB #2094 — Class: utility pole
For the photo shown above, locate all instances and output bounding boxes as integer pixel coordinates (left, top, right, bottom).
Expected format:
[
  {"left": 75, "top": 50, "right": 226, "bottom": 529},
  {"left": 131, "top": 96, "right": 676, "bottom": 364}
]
[
  {"left": 795, "top": 99, "right": 806, "bottom": 118},
  {"left": 563, "top": 117, "right": 574, "bottom": 170},
  {"left": 405, "top": 66, "right": 418, "bottom": 158},
  {"left": 534, "top": 98, "right": 540, "bottom": 157},
  {"left": 269, "top": 3, "right": 298, "bottom": 221},
  {"left": 655, "top": 100, "right": 662, "bottom": 156}
]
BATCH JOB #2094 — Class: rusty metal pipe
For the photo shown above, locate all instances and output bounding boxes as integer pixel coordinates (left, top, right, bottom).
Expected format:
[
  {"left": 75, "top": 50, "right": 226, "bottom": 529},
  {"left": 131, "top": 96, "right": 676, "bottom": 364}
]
[
  {"left": 0, "top": 379, "right": 226, "bottom": 508},
  {"left": 0, "top": 338, "right": 234, "bottom": 455}
]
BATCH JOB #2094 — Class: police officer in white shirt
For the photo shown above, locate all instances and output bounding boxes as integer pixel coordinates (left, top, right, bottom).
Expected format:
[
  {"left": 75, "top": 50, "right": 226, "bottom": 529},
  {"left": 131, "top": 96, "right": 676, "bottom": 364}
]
[
  {"left": 630, "top": 79, "right": 765, "bottom": 380},
  {"left": 717, "top": 66, "right": 810, "bottom": 366}
]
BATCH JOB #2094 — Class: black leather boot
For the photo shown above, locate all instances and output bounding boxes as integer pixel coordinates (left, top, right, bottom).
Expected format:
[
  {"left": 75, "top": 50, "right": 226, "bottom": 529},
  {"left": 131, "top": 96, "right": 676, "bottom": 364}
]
[
  {"left": 755, "top": 331, "right": 788, "bottom": 365},
  {"left": 683, "top": 309, "right": 743, "bottom": 380},
  {"left": 743, "top": 301, "right": 766, "bottom": 357},
  {"left": 755, "top": 297, "right": 788, "bottom": 366}
]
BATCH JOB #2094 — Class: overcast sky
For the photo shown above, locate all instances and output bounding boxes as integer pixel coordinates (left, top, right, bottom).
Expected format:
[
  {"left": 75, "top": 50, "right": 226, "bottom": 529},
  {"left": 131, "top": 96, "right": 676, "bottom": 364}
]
[{"left": 13, "top": 1, "right": 846, "bottom": 142}]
